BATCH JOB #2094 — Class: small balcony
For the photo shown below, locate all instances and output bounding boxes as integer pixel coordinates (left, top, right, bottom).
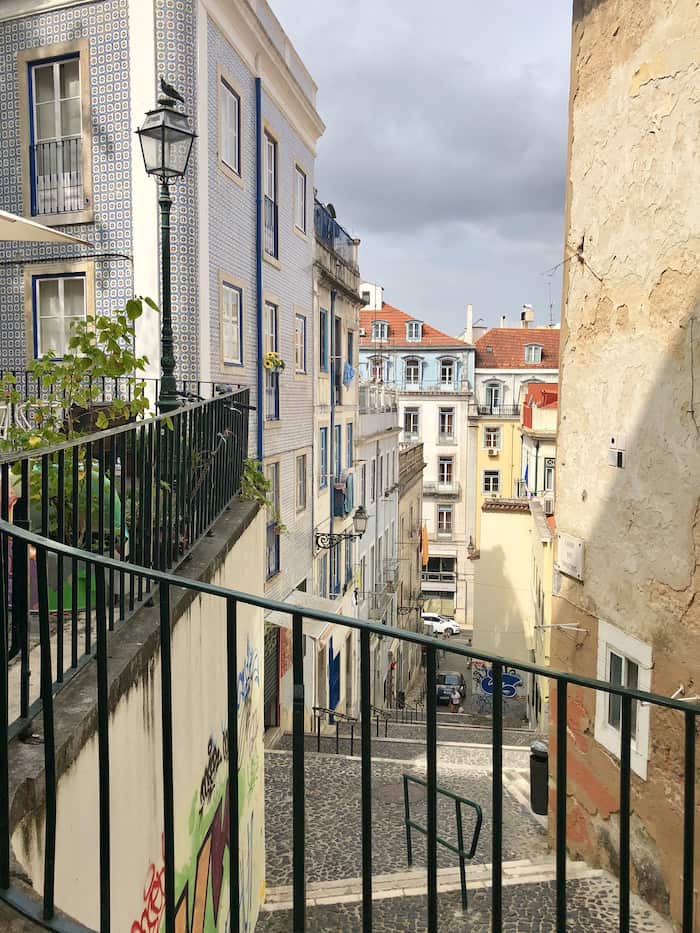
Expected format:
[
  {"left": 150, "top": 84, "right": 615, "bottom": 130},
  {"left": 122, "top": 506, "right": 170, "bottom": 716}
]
[
  {"left": 399, "top": 378, "right": 469, "bottom": 395},
  {"left": 314, "top": 199, "right": 357, "bottom": 270},
  {"left": 473, "top": 403, "right": 521, "bottom": 418},
  {"left": 31, "top": 138, "right": 84, "bottom": 216},
  {"left": 423, "top": 480, "right": 461, "bottom": 498},
  {"left": 421, "top": 570, "right": 457, "bottom": 592}
]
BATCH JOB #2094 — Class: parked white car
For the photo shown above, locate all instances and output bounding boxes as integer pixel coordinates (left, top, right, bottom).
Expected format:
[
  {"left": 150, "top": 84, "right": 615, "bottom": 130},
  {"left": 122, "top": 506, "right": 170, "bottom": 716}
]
[{"left": 421, "top": 613, "right": 461, "bottom": 636}]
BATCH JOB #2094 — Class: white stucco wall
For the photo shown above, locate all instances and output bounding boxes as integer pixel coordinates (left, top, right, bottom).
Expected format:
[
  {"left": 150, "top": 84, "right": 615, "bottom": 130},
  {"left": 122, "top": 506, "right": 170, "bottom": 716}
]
[{"left": 13, "top": 510, "right": 267, "bottom": 932}]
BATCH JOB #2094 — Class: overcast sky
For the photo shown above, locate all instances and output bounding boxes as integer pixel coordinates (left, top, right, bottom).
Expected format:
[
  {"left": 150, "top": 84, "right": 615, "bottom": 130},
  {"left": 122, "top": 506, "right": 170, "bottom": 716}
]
[{"left": 272, "top": 0, "right": 573, "bottom": 335}]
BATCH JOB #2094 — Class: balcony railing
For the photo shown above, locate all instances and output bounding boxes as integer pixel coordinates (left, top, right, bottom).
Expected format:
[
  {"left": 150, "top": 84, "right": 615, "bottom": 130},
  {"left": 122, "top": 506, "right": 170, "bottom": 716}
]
[
  {"left": 474, "top": 404, "right": 521, "bottom": 417},
  {"left": 421, "top": 570, "right": 457, "bottom": 584},
  {"left": 30, "top": 138, "right": 84, "bottom": 216},
  {"left": 0, "top": 517, "right": 697, "bottom": 931},
  {"left": 264, "top": 195, "right": 278, "bottom": 258},
  {"left": 314, "top": 200, "right": 356, "bottom": 269},
  {"left": 0, "top": 389, "right": 249, "bottom": 734},
  {"left": 423, "top": 480, "right": 461, "bottom": 498},
  {"left": 398, "top": 378, "right": 468, "bottom": 394}
]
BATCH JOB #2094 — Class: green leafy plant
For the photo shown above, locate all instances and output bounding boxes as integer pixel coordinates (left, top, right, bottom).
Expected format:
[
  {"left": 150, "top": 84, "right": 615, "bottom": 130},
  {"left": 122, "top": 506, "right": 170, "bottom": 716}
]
[{"left": 241, "top": 458, "right": 286, "bottom": 532}]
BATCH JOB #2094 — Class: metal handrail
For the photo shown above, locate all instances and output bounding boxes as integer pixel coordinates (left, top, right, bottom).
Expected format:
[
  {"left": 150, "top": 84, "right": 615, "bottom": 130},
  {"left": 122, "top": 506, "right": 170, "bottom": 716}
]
[{"left": 0, "top": 519, "right": 697, "bottom": 931}]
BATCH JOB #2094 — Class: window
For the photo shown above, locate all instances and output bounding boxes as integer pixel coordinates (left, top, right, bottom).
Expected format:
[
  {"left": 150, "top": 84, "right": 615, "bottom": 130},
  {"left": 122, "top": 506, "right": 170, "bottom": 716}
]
[
  {"left": 361, "top": 290, "right": 371, "bottom": 305},
  {"left": 485, "top": 382, "right": 501, "bottom": 411},
  {"left": 438, "top": 457, "right": 453, "bottom": 485},
  {"left": 525, "top": 344, "right": 543, "bottom": 364},
  {"left": 334, "top": 424, "right": 342, "bottom": 480},
  {"left": 220, "top": 279, "right": 242, "bottom": 365},
  {"left": 406, "top": 321, "right": 422, "bottom": 341},
  {"left": 484, "top": 426, "right": 501, "bottom": 449},
  {"left": 219, "top": 76, "right": 240, "bottom": 176},
  {"left": 347, "top": 330, "right": 354, "bottom": 367},
  {"left": 371, "top": 320, "right": 388, "bottom": 341},
  {"left": 404, "top": 407, "right": 419, "bottom": 436},
  {"left": 32, "top": 272, "right": 86, "bottom": 358},
  {"left": 483, "top": 470, "right": 500, "bottom": 493},
  {"left": 360, "top": 463, "right": 366, "bottom": 506},
  {"left": 440, "top": 359, "right": 454, "bottom": 386},
  {"left": 405, "top": 358, "right": 420, "bottom": 387},
  {"left": 330, "top": 545, "right": 341, "bottom": 597},
  {"left": 319, "top": 308, "right": 329, "bottom": 371},
  {"left": 379, "top": 455, "right": 384, "bottom": 495},
  {"left": 294, "top": 165, "right": 307, "bottom": 232},
  {"left": 346, "top": 423, "right": 353, "bottom": 468},
  {"left": 264, "top": 301, "right": 279, "bottom": 420},
  {"left": 24, "top": 48, "right": 89, "bottom": 217},
  {"left": 296, "top": 454, "right": 307, "bottom": 511},
  {"left": 319, "top": 428, "right": 328, "bottom": 488},
  {"left": 370, "top": 459, "right": 376, "bottom": 502},
  {"left": 439, "top": 407, "right": 454, "bottom": 439},
  {"left": 265, "top": 462, "right": 280, "bottom": 579},
  {"left": 263, "top": 131, "right": 278, "bottom": 258},
  {"left": 294, "top": 313, "right": 306, "bottom": 373},
  {"left": 370, "top": 356, "right": 384, "bottom": 382},
  {"left": 319, "top": 553, "right": 328, "bottom": 598},
  {"left": 345, "top": 537, "right": 353, "bottom": 586},
  {"left": 595, "top": 621, "right": 652, "bottom": 779},
  {"left": 437, "top": 505, "right": 453, "bottom": 535},
  {"left": 544, "top": 458, "right": 555, "bottom": 492}
]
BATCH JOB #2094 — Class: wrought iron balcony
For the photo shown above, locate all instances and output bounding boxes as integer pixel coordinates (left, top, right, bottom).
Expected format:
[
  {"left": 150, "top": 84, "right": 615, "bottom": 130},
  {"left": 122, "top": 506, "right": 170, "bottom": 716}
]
[
  {"left": 314, "top": 200, "right": 357, "bottom": 269},
  {"left": 423, "top": 480, "right": 461, "bottom": 498},
  {"left": 474, "top": 404, "right": 521, "bottom": 417},
  {"left": 30, "top": 138, "right": 84, "bottom": 216}
]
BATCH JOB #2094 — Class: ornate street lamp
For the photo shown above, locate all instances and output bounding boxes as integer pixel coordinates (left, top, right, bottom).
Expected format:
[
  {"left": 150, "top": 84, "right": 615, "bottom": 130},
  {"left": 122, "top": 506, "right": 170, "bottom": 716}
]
[
  {"left": 315, "top": 505, "right": 369, "bottom": 550},
  {"left": 137, "top": 79, "right": 196, "bottom": 413}
]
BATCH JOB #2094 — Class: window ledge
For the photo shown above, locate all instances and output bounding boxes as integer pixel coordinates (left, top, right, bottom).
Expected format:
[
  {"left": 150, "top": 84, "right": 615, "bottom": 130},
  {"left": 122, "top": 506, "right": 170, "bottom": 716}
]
[
  {"left": 263, "top": 252, "right": 282, "bottom": 271},
  {"left": 218, "top": 160, "right": 244, "bottom": 189},
  {"left": 32, "top": 208, "right": 94, "bottom": 227},
  {"left": 293, "top": 225, "right": 309, "bottom": 242}
]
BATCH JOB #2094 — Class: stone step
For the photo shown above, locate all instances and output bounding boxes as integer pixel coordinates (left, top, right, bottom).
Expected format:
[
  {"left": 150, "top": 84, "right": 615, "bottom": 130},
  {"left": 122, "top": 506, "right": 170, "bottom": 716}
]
[{"left": 262, "top": 857, "right": 601, "bottom": 911}]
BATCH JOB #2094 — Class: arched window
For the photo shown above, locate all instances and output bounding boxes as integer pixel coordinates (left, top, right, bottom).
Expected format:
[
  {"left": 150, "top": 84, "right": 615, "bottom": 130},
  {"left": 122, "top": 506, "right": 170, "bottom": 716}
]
[{"left": 405, "top": 357, "right": 421, "bottom": 387}]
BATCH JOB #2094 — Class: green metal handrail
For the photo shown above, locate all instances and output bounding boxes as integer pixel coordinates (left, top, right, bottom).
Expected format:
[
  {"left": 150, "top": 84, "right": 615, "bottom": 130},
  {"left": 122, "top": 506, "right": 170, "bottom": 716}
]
[{"left": 402, "top": 773, "right": 483, "bottom": 910}]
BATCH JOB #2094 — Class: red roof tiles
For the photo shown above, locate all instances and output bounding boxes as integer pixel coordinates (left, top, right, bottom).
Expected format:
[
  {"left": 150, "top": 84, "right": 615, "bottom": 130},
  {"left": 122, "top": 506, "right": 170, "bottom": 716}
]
[
  {"left": 359, "top": 304, "right": 470, "bottom": 349},
  {"left": 524, "top": 383, "right": 559, "bottom": 410},
  {"left": 475, "top": 327, "right": 560, "bottom": 369}
]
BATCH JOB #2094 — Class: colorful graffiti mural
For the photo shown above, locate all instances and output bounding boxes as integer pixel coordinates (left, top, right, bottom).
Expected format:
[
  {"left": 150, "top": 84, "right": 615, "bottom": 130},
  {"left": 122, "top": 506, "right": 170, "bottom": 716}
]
[{"left": 130, "top": 836, "right": 165, "bottom": 933}]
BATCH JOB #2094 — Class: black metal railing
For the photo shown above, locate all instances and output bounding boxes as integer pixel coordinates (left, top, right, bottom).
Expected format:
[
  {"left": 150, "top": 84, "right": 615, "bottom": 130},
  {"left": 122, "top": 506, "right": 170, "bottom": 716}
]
[
  {"left": 314, "top": 200, "right": 356, "bottom": 268},
  {"left": 30, "top": 138, "right": 84, "bottom": 216},
  {"left": 264, "top": 195, "right": 278, "bottom": 258},
  {"left": 0, "top": 516, "right": 696, "bottom": 931},
  {"left": 475, "top": 404, "right": 521, "bottom": 417},
  {"left": 0, "top": 389, "right": 249, "bottom": 735}
]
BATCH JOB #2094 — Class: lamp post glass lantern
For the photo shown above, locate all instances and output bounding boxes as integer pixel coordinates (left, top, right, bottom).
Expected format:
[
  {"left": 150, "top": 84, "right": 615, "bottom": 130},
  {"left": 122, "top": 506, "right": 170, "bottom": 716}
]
[{"left": 137, "top": 87, "right": 196, "bottom": 413}]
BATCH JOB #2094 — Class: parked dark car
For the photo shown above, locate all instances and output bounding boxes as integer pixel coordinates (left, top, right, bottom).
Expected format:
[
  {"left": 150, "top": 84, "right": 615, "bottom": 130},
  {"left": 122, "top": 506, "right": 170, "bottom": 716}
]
[{"left": 436, "top": 671, "right": 466, "bottom": 705}]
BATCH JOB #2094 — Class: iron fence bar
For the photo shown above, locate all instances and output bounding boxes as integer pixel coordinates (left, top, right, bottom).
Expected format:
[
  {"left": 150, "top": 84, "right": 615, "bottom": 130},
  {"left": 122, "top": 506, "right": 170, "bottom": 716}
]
[
  {"left": 173, "top": 414, "right": 182, "bottom": 567},
  {"left": 56, "top": 449, "right": 65, "bottom": 679},
  {"left": 159, "top": 583, "right": 175, "bottom": 933},
  {"left": 153, "top": 427, "right": 162, "bottom": 571},
  {"left": 491, "top": 661, "right": 503, "bottom": 932},
  {"left": 683, "top": 709, "right": 696, "bottom": 932},
  {"left": 84, "top": 440, "right": 93, "bottom": 656},
  {"left": 403, "top": 774, "right": 413, "bottom": 865},
  {"left": 426, "top": 645, "right": 438, "bottom": 933},
  {"left": 107, "top": 439, "right": 116, "bottom": 632},
  {"left": 36, "top": 547, "right": 57, "bottom": 920},
  {"left": 556, "top": 680, "right": 567, "bottom": 931},
  {"left": 16, "top": 459, "right": 29, "bottom": 717},
  {"left": 619, "top": 695, "right": 632, "bottom": 932},
  {"left": 144, "top": 423, "right": 154, "bottom": 579},
  {"left": 94, "top": 566, "right": 111, "bottom": 932},
  {"left": 0, "top": 530, "right": 9, "bottom": 889},
  {"left": 360, "top": 627, "right": 372, "bottom": 932},
  {"left": 455, "top": 799, "right": 467, "bottom": 911},
  {"left": 71, "top": 446, "right": 79, "bottom": 669},
  {"left": 118, "top": 431, "right": 127, "bottom": 623},
  {"left": 292, "top": 612, "right": 306, "bottom": 931},
  {"left": 226, "top": 597, "right": 240, "bottom": 933}
]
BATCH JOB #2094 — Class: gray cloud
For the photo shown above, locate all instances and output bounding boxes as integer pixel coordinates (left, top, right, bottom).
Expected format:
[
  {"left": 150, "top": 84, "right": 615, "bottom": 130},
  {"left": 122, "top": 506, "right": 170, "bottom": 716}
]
[{"left": 272, "top": 0, "right": 572, "bottom": 328}]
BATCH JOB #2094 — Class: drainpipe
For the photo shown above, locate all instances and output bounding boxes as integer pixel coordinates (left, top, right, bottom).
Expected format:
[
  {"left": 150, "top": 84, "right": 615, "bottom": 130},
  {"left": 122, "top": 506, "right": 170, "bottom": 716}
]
[
  {"left": 255, "top": 77, "right": 264, "bottom": 462},
  {"left": 329, "top": 289, "right": 337, "bottom": 589},
  {"left": 534, "top": 439, "right": 540, "bottom": 497}
]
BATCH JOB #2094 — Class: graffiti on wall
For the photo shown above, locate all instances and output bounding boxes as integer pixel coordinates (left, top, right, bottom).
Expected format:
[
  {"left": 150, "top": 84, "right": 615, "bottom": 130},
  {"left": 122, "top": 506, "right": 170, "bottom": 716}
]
[{"left": 131, "top": 641, "right": 262, "bottom": 932}]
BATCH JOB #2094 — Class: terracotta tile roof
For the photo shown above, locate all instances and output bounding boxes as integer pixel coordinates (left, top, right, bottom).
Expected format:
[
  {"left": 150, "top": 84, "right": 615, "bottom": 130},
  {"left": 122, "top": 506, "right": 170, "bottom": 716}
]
[
  {"left": 524, "top": 383, "right": 559, "bottom": 410},
  {"left": 359, "top": 303, "right": 471, "bottom": 349},
  {"left": 475, "top": 327, "right": 560, "bottom": 369}
]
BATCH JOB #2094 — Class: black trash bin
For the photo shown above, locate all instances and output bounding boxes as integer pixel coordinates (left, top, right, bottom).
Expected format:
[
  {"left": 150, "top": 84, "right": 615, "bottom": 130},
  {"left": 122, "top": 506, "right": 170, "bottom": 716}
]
[
  {"left": 530, "top": 739, "right": 548, "bottom": 816},
  {"left": 397, "top": 690, "right": 406, "bottom": 709}
]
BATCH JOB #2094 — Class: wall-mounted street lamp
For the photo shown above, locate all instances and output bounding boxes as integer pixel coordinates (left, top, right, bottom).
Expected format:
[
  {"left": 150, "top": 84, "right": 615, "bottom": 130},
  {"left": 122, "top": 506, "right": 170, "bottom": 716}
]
[
  {"left": 137, "top": 78, "right": 196, "bottom": 413},
  {"left": 467, "top": 536, "right": 480, "bottom": 560},
  {"left": 397, "top": 592, "right": 426, "bottom": 615},
  {"left": 315, "top": 505, "right": 369, "bottom": 550}
]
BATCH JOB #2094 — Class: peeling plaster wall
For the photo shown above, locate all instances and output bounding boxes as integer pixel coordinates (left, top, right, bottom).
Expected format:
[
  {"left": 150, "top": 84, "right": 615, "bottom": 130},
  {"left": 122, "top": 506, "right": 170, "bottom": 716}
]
[{"left": 552, "top": 0, "right": 700, "bottom": 925}]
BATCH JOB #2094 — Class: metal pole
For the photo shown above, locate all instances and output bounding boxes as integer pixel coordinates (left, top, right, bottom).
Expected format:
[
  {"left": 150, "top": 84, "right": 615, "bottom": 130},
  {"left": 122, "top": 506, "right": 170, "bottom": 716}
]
[{"left": 158, "top": 182, "right": 178, "bottom": 414}]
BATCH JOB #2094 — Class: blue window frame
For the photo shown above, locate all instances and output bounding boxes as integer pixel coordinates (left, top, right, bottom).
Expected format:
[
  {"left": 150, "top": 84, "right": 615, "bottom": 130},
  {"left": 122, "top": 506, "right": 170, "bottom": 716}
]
[
  {"left": 221, "top": 280, "right": 243, "bottom": 366},
  {"left": 334, "top": 424, "right": 342, "bottom": 480},
  {"left": 32, "top": 271, "right": 86, "bottom": 359},
  {"left": 319, "top": 427, "right": 328, "bottom": 488},
  {"left": 346, "top": 423, "right": 353, "bottom": 469},
  {"left": 319, "top": 308, "right": 328, "bottom": 371},
  {"left": 319, "top": 553, "right": 328, "bottom": 598},
  {"left": 345, "top": 537, "right": 353, "bottom": 586},
  {"left": 347, "top": 330, "right": 354, "bottom": 367},
  {"left": 264, "top": 301, "right": 279, "bottom": 421},
  {"left": 331, "top": 545, "right": 341, "bottom": 597}
]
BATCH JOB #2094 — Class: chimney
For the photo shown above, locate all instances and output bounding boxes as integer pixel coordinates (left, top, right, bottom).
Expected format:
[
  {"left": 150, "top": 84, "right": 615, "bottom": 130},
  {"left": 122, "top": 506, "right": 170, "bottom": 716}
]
[
  {"left": 499, "top": 315, "right": 507, "bottom": 328},
  {"left": 465, "top": 303, "right": 473, "bottom": 343},
  {"left": 521, "top": 304, "right": 535, "bottom": 329}
]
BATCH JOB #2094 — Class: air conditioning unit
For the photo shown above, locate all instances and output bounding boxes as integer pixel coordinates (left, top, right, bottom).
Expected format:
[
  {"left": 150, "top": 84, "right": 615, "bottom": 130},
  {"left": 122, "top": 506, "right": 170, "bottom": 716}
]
[
  {"left": 359, "top": 328, "right": 366, "bottom": 337},
  {"left": 487, "top": 447, "right": 498, "bottom": 457},
  {"left": 543, "top": 497, "right": 554, "bottom": 516}
]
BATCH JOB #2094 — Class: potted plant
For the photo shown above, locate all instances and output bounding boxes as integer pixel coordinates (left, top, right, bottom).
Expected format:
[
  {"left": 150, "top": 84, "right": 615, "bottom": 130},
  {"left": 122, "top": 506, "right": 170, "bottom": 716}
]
[{"left": 263, "top": 351, "right": 285, "bottom": 372}]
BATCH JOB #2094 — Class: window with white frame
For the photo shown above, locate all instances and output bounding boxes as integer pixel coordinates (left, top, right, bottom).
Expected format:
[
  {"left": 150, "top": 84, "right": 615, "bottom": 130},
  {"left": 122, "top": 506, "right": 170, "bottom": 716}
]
[
  {"left": 264, "top": 300, "right": 279, "bottom": 420},
  {"left": 263, "top": 131, "right": 278, "bottom": 258},
  {"left": 595, "top": 620, "right": 652, "bottom": 779},
  {"left": 360, "top": 463, "right": 367, "bottom": 506},
  {"left": 485, "top": 382, "right": 501, "bottom": 410},
  {"left": 438, "top": 457, "right": 453, "bottom": 485},
  {"left": 296, "top": 454, "right": 307, "bottom": 511},
  {"left": 437, "top": 505, "right": 453, "bottom": 535},
  {"left": 440, "top": 358, "right": 454, "bottom": 386},
  {"left": 404, "top": 407, "right": 419, "bottom": 436},
  {"left": 483, "top": 470, "right": 500, "bottom": 493},
  {"left": 33, "top": 272, "right": 86, "bottom": 358},
  {"left": 370, "top": 356, "right": 384, "bottom": 382},
  {"left": 319, "top": 428, "right": 328, "bottom": 488},
  {"left": 405, "top": 358, "right": 420, "bottom": 386},
  {"left": 219, "top": 76, "right": 240, "bottom": 175},
  {"left": 525, "top": 344, "right": 543, "bottom": 364},
  {"left": 294, "top": 313, "right": 306, "bottom": 373},
  {"left": 371, "top": 320, "right": 388, "bottom": 341},
  {"left": 370, "top": 458, "right": 376, "bottom": 502},
  {"left": 439, "top": 407, "right": 454, "bottom": 439},
  {"left": 294, "top": 165, "right": 307, "bottom": 232},
  {"left": 544, "top": 459, "right": 555, "bottom": 492},
  {"left": 221, "top": 280, "right": 242, "bottom": 365},
  {"left": 484, "top": 426, "right": 501, "bottom": 449},
  {"left": 406, "top": 320, "right": 422, "bottom": 342}
]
